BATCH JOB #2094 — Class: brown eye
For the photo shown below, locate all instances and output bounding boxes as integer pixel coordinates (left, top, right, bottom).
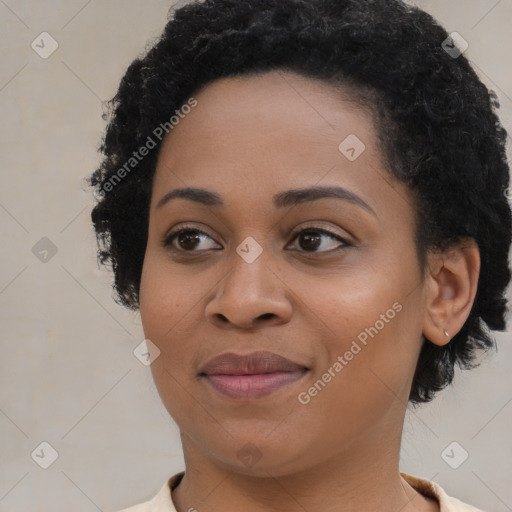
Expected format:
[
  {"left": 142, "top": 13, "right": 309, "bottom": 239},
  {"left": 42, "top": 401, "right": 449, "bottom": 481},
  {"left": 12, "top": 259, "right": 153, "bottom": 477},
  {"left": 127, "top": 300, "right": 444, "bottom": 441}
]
[
  {"left": 163, "top": 228, "right": 221, "bottom": 252},
  {"left": 162, "top": 226, "right": 350, "bottom": 255},
  {"left": 288, "top": 228, "right": 350, "bottom": 253}
]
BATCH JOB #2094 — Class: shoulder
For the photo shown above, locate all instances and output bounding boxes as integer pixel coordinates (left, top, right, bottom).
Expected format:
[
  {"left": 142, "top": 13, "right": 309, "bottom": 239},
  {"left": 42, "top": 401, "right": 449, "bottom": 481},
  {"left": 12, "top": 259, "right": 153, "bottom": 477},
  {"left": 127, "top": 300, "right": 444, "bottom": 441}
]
[
  {"left": 115, "top": 497, "right": 153, "bottom": 512},
  {"left": 401, "top": 473, "right": 485, "bottom": 512},
  {"left": 116, "top": 503, "right": 151, "bottom": 512},
  {"left": 113, "top": 472, "right": 184, "bottom": 512}
]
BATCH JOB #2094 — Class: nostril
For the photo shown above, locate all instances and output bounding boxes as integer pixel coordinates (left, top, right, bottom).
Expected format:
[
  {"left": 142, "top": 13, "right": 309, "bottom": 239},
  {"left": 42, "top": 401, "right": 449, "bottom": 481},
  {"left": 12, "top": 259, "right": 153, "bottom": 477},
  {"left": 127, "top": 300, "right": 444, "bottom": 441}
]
[{"left": 258, "top": 313, "right": 274, "bottom": 320}]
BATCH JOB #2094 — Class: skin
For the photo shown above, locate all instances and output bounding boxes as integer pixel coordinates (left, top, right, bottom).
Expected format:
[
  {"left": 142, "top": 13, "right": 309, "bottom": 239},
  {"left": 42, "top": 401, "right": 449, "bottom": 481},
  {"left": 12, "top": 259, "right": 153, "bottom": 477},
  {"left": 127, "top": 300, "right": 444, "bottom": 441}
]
[{"left": 139, "top": 70, "right": 480, "bottom": 512}]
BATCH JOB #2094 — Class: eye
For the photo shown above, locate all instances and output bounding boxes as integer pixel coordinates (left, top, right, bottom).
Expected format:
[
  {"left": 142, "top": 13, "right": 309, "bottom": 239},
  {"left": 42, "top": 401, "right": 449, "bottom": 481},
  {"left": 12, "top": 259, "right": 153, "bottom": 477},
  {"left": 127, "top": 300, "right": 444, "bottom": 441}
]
[
  {"left": 162, "top": 225, "right": 351, "bottom": 254},
  {"left": 163, "top": 227, "right": 221, "bottom": 252},
  {"left": 287, "top": 227, "right": 350, "bottom": 253}
]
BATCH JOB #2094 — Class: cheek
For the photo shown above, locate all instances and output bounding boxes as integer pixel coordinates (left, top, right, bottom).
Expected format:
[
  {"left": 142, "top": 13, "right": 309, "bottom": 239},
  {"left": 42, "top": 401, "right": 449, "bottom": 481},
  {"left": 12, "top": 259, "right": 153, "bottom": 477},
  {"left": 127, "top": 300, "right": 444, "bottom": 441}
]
[
  {"left": 293, "top": 262, "right": 422, "bottom": 404},
  {"left": 139, "top": 249, "right": 202, "bottom": 341},
  {"left": 139, "top": 253, "right": 197, "bottom": 409},
  {"left": 288, "top": 299, "right": 417, "bottom": 458},
  {"left": 139, "top": 247, "right": 245, "bottom": 431}
]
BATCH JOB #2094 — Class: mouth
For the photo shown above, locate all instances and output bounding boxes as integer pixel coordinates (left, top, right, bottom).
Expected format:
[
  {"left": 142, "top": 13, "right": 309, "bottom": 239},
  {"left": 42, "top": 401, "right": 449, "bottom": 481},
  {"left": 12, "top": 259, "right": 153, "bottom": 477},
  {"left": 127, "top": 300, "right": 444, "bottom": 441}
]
[{"left": 198, "top": 351, "right": 310, "bottom": 400}]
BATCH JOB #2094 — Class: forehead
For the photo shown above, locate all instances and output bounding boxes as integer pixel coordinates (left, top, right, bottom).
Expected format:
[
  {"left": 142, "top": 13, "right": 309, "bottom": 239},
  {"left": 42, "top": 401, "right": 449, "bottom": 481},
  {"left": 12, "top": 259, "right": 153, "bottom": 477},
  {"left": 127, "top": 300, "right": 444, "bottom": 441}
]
[{"left": 153, "top": 70, "right": 380, "bottom": 188}]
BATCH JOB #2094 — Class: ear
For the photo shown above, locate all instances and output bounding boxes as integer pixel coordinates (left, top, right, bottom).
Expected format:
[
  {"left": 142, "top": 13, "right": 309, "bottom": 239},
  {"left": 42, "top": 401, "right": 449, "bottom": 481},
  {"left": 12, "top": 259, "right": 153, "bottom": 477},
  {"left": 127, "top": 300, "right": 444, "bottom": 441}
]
[{"left": 422, "top": 238, "right": 480, "bottom": 346}]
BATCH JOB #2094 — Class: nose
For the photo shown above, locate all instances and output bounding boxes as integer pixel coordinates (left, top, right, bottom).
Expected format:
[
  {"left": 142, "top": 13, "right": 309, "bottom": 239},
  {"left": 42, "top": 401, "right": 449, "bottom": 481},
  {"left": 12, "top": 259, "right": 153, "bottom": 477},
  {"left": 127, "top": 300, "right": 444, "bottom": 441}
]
[{"left": 205, "top": 251, "right": 293, "bottom": 330}]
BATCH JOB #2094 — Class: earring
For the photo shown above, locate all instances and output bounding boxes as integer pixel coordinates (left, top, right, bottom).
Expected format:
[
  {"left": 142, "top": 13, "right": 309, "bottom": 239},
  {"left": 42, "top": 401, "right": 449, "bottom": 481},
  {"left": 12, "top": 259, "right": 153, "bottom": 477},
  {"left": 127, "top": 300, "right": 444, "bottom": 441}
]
[{"left": 444, "top": 329, "right": 450, "bottom": 338}]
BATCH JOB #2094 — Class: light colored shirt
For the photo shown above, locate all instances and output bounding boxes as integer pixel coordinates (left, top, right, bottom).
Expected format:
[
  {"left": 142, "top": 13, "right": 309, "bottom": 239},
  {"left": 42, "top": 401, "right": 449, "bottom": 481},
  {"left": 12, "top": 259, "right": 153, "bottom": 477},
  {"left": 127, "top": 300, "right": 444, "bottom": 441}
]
[{"left": 116, "top": 472, "right": 484, "bottom": 512}]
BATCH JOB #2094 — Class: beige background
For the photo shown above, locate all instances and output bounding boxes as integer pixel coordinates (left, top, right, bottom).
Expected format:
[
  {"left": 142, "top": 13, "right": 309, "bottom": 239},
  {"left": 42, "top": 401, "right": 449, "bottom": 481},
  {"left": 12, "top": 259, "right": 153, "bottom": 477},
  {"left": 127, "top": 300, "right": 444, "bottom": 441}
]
[{"left": 0, "top": 1, "right": 511, "bottom": 511}]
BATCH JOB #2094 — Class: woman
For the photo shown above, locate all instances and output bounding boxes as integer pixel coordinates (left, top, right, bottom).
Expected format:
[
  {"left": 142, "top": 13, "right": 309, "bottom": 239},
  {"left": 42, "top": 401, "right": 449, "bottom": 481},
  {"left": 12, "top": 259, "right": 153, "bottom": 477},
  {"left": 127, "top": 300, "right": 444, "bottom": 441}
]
[{"left": 88, "top": 0, "right": 511, "bottom": 511}]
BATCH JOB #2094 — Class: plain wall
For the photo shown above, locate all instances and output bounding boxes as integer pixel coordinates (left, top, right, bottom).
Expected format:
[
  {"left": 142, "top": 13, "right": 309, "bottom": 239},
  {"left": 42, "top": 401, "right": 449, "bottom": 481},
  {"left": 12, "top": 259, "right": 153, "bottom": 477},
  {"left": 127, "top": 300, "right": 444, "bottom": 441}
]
[{"left": 0, "top": 1, "right": 511, "bottom": 511}]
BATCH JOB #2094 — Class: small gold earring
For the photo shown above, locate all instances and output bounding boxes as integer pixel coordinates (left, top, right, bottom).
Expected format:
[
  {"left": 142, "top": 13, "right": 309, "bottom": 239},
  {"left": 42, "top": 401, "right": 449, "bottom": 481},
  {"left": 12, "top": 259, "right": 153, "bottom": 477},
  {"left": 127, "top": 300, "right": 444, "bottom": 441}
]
[{"left": 444, "top": 329, "right": 450, "bottom": 338}]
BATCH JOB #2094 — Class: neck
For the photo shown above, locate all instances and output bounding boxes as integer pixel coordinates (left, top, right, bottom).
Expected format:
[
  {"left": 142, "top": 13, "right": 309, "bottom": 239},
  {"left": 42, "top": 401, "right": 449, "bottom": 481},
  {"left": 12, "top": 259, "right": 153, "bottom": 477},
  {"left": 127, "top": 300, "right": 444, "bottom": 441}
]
[{"left": 171, "top": 424, "right": 437, "bottom": 512}]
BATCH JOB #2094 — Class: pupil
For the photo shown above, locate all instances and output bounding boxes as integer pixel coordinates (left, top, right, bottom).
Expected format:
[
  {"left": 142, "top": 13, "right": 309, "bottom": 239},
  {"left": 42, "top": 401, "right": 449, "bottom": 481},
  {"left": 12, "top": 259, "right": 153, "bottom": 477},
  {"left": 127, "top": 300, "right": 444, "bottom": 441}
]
[
  {"left": 300, "top": 232, "right": 320, "bottom": 251},
  {"left": 179, "top": 232, "right": 200, "bottom": 250}
]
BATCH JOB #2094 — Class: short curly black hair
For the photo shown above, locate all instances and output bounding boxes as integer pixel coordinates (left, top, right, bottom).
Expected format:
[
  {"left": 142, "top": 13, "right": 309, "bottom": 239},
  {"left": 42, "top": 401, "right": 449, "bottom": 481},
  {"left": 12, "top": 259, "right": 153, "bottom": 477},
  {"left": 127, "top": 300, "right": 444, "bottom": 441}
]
[{"left": 87, "top": 0, "right": 511, "bottom": 404}]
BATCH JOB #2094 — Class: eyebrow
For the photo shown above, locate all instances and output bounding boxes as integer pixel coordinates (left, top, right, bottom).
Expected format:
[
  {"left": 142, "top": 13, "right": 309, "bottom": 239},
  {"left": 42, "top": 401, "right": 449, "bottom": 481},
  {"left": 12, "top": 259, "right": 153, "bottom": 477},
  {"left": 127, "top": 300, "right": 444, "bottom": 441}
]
[{"left": 156, "top": 185, "right": 376, "bottom": 216}]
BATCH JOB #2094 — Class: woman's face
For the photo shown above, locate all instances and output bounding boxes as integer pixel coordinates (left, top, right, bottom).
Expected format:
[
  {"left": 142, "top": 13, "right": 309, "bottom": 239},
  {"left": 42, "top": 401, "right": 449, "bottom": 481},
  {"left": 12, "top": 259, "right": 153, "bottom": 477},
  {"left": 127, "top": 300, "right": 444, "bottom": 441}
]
[{"left": 139, "top": 70, "right": 429, "bottom": 476}]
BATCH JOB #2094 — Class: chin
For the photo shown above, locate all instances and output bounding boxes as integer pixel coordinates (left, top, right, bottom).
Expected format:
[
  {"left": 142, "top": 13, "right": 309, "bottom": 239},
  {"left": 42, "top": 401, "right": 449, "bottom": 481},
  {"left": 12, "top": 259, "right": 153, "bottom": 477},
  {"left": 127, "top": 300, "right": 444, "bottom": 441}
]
[{"left": 202, "top": 433, "right": 317, "bottom": 478}]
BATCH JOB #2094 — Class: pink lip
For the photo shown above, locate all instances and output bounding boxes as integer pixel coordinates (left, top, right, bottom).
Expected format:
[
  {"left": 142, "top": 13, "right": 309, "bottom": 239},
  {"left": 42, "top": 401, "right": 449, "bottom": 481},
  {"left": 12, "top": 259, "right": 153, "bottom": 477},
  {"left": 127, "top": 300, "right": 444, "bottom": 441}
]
[{"left": 199, "top": 351, "right": 309, "bottom": 400}]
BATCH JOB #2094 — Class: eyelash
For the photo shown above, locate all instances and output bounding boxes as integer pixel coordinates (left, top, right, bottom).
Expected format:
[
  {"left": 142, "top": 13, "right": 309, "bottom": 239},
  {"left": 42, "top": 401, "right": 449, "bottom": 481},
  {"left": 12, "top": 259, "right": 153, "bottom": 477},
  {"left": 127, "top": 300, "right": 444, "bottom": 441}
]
[{"left": 162, "top": 225, "right": 351, "bottom": 254}]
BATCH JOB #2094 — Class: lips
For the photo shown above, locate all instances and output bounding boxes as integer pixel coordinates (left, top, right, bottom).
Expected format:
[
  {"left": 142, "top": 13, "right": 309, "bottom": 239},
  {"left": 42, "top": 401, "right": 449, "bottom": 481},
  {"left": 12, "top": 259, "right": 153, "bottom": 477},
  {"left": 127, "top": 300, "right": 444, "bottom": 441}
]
[
  {"left": 199, "top": 351, "right": 307, "bottom": 375},
  {"left": 199, "top": 351, "right": 309, "bottom": 400}
]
